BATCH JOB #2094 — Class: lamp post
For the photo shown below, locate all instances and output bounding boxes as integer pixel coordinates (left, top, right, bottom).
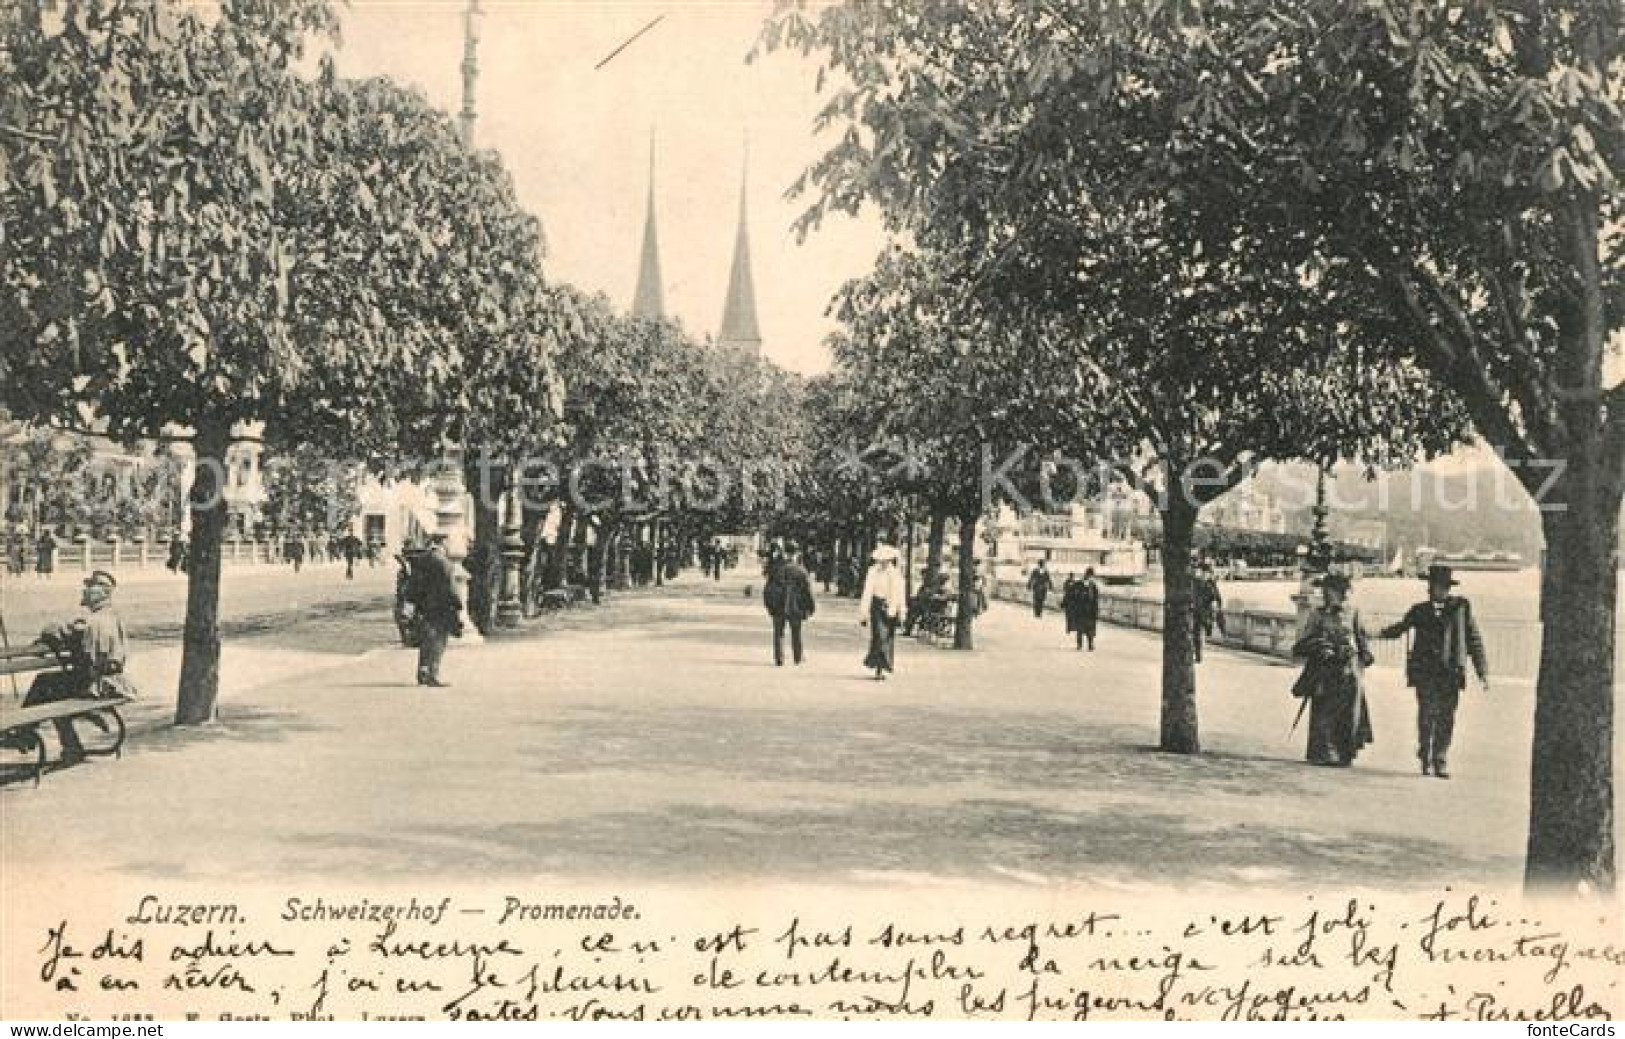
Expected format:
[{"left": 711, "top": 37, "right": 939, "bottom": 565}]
[
  {"left": 1291, "top": 464, "right": 1334, "bottom": 629},
  {"left": 496, "top": 482, "right": 525, "bottom": 628},
  {"left": 430, "top": 0, "right": 486, "bottom": 641}
]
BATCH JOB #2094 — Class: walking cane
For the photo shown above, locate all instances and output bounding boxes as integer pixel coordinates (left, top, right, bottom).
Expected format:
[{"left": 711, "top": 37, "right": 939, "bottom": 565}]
[{"left": 1288, "top": 693, "right": 1310, "bottom": 736}]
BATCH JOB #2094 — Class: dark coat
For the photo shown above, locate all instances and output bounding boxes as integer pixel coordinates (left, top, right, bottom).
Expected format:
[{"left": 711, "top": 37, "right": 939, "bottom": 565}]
[
  {"left": 764, "top": 561, "right": 816, "bottom": 621},
  {"left": 1062, "top": 579, "right": 1100, "bottom": 633},
  {"left": 409, "top": 550, "right": 463, "bottom": 631},
  {"left": 1379, "top": 596, "right": 1488, "bottom": 689},
  {"left": 1292, "top": 605, "right": 1375, "bottom": 763}
]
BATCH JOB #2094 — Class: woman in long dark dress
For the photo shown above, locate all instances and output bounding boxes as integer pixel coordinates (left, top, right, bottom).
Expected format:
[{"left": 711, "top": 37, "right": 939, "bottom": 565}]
[
  {"left": 857, "top": 545, "right": 905, "bottom": 680},
  {"left": 1291, "top": 573, "right": 1375, "bottom": 766}
]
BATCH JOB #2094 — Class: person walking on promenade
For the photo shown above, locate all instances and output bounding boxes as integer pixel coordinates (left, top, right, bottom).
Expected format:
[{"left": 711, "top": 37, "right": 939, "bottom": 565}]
[
  {"left": 1027, "top": 559, "right": 1053, "bottom": 618},
  {"left": 858, "top": 544, "right": 906, "bottom": 680},
  {"left": 1063, "top": 568, "right": 1102, "bottom": 651},
  {"left": 287, "top": 535, "right": 305, "bottom": 573},
  {"left": 1290, "top": 573, "right": 1374, "bottom": 767},
  {"left": 1373, "top": 564, "right": 1489, "bottom": 779},
  {"left": 1192, "top": 561, "right": 1224, "bottom": 662},
  {"left": 341, "top": 533, "right": 362, "bottom": 580},
  {"left": 764, "top": 543, "right": 816, "bottom": 666},
  {"left": 5, "top": 531, "right": 24, "bottom": 576},
  {"left": 22, "top": 570, "right": 133, "bottom": 766},
  {"left": 408, "top": 535, "right": 462, "bottom": 687},
  {"left": 165, "top": 530, "right": 188, "bottom": 574},
  {"left": 35, "top": 528, "right": 57, "bottom": 579}
]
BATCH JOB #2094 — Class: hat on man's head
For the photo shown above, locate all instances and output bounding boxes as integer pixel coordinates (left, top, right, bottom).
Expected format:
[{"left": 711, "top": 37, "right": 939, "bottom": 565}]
[
  {"left": 1425, "top": 564, "right": 1459, "bottom": 587},
  {"left": 871, "top": 544, "right": 899, "bottom": 563},
  {"left": 85, "top": 569, "right": 117, "bottom": 590}
]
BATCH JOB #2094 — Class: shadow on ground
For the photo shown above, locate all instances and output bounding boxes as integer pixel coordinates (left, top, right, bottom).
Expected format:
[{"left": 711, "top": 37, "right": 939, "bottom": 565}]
[{"left": 269, "top": 797, "right": 1514, "bottom": 888}]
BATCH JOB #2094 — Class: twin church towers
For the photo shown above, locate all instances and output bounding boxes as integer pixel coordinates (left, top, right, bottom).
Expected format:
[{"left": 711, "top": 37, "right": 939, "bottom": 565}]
[{"left": 630, "top": 139, "right": 762, "bottom": 356}]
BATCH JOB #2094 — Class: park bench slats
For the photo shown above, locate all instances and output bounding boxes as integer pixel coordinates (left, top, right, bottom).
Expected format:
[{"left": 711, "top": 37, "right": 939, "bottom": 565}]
[{"left": 0, "top": 646, "right": 130, "bottom": 786}]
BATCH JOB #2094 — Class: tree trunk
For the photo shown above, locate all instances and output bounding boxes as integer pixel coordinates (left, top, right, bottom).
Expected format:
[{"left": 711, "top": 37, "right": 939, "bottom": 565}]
[
  {"left": 466, "top": 464, "right": 504, "bottom": 636},
  {"left": 1526, "top": 459, "right": 1620, "bottom": 891},
  {"left": 923, "top": 510, "right": 948, "bottom": 593},
  {"left": 174, "top": 423, "right": 230, "bottom": 726},
  {"left": 653, "top": 520, "right": 665, "bottom": 587},
  {"left": 519, "top": 503, "right": 552, "bottom": 616},
  {"left": 953, "top": 512, "right": 979, "bottom": 650},
  {"left": 903, "top": 506, "right": 916, "bottom": 604},
  {"left": 588, "top": 521, "right": 615, "bottom": 604},
  {"left": 1159, "top": 491, "right": 1200, "bottom": 754},
  {"left": 572, "top": 513, "right": 592, "bottom": 589},
  {"left": 545, "top": 504, "right": 576, "bottom": 590}
]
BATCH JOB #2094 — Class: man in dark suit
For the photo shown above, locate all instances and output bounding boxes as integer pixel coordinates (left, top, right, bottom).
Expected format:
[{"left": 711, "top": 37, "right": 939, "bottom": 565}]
[
  {"left": 1192, "top": 561, "right": 1225, "bottom": 662},
  {"left": 1375, "top": 564, "right": 1490, "bottom": 778},
  {"left": 763, "top": 543, "right": 816, "bottom": 666},
  {"left": 409, "top": 536, "right": 462, "bottom": 687},
  {"left": 1027, "top": 559, "right": 1054, "bottom": 618}
]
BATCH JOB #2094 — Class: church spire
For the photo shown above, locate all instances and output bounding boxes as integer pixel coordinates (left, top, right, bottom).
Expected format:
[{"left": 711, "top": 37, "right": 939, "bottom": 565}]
[
  {"left": 631, "top": 132, "right": 665, "bottom": 321},
  {"left": 716, "top": 141, "right": 762, "bottom": 355}
]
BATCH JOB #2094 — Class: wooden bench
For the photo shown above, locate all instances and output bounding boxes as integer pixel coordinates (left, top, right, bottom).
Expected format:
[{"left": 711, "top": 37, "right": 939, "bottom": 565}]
[{"left": 1, "top": 644, "right": 131, "bottom": 786}]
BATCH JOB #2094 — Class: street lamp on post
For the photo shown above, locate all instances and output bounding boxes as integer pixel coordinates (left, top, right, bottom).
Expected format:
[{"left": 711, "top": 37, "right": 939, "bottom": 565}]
[
  {"left": 1291, "top": 463, "right": 1334, "bottom": 630},
  {"left": 430, "top": 0, "right": 487, "bottom": 641}
]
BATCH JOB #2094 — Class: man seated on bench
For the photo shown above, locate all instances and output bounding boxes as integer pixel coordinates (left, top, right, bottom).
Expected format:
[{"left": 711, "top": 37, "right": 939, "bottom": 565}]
[{"left": 23, "top": 569, "right": 133, "bottom": 766}]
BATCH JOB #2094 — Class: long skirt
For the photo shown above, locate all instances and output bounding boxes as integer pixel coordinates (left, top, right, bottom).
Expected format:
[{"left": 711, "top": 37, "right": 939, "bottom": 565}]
[
  {"left": 863, "top": 599, "right": 897, "bottom": 672},
  {"left": 1306, "top": 677, "right": 1373, "bottom": 765}
]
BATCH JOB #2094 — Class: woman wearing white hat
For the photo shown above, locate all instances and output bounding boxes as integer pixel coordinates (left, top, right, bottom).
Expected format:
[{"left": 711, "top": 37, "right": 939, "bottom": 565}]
[{"left": 858, "top": 544, "right": 906, "bottom": 680}]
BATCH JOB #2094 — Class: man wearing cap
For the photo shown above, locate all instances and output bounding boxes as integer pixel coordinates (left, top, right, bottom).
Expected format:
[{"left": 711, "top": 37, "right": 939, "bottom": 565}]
[
  {"left": 23, "top": 570, "right": 131, "bottom": 765},
  {"left": 1375, "top": 565, "right": 1490, "bottom": 778},
  {"left": 408, "top": 536, "right": 462, "bottom": 688}
]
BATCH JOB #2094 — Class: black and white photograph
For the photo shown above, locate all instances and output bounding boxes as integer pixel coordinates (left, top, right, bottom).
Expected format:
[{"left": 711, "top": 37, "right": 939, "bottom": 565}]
[{"left": 1, "top": 0, "right": 1621, "bottom": 1024}]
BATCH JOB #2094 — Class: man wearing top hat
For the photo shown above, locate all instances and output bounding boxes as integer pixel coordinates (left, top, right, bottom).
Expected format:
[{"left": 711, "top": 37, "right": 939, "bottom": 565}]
[
  {"left": 22, "top": 569, "right": 132, "bottom": 765},
  {"left": 1375, "top": 564, "right": 1490, "bottom": 778}
]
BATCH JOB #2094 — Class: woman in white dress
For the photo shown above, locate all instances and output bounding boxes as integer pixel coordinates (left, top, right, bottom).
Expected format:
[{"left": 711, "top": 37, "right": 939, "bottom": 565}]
[{"left": 858, "top": 544, "right": 907, "bottom": 680}]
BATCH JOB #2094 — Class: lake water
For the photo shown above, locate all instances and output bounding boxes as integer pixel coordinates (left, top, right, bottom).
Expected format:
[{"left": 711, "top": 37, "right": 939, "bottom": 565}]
[
  {"left": 1212, "top": 569, "right": 1621, "bottom": 627},
  {"left": 1116, "top": 569, "right": 1625, "bottom": 680}
]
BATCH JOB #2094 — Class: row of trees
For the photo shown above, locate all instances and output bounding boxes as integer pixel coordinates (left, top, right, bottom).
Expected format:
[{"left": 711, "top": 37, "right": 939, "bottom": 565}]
[
  {"left": 764, "top": 0, "right": 1622, "bottom": 890},
  {"left": 0, "top": 2, "right": 801, "bottom": 729}
]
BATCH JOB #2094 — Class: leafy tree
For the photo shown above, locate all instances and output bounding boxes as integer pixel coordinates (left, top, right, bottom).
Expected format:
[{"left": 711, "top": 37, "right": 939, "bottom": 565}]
[
  {"left": 1, "top": 1, "right": 558, "bottom": 722},
  {"left": 768, "top": 0, "right": 1623, "bottom": 888},
  {"left": 261, "top": 441, "right": 362, "bottom": 536},
  {"left": 764, "top": 3, "right": 1463, "bottom": 753}
]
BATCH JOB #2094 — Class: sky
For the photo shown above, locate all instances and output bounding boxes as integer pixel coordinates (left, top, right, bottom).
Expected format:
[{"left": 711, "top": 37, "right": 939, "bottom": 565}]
[{"left": 325, "top": 0, "right": 887, "bottom": 375}]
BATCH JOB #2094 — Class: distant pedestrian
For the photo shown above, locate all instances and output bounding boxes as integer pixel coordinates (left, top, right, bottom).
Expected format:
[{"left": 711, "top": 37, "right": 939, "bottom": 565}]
[
  {"left": 165, "top": 532, "right": 188, "bottom": 574},
  {"left": 5, "top": 532, "right": 24, "bottom": 576},
  {"left": 1290, "top": 573, "right": 1374, "bottom": 768},
  {"left": 858, "top": 544, "right": 906, "bottom": 680},
  {"left": 408, "top": 536, "right": 462, "bottom": 688},
  {"left": 764, "top": 544, "right": 816, "bottom": 666},
  {"left": 1374, "top": 564, "right": 1490, "bottom": 779},
  {"left": 1063, "top": 568, "right": 1101, "bottom": 651},
  {"left": 1192, "top": 562, "right": 1224, "bottom": 662},
  {"left": 341, "top": 533, "right": 362, "bottom": 580},
  {"left": 1026, "top": 559, "right": 1053, "bottom": 618},
  {"left": 36, "top": 529, "right": 57, "bottom": 578}
]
